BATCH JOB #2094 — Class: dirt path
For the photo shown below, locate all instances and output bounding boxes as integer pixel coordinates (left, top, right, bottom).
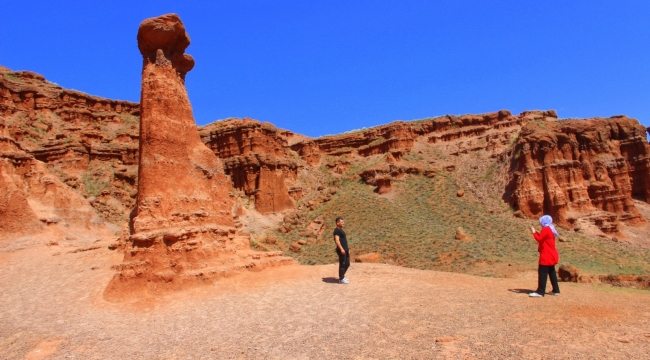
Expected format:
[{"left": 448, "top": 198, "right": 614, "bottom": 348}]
[{"left": 1, "top": 245, "right": 649, "bottom": 359}]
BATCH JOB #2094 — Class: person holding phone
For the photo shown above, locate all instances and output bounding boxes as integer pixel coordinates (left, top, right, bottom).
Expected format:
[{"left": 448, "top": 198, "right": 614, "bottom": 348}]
[{"left": 529, "top": 215, "right": 560, "bottom": 297}]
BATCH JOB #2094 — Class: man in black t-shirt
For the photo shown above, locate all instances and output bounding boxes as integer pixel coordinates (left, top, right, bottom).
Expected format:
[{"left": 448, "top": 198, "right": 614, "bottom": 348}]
[{"left": 333, "top": 217, "right": 350, "bottom": 284}]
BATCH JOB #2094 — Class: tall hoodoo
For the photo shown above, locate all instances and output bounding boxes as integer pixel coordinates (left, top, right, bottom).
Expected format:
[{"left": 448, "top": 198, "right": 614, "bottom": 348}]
[{"left": 106, "top": 14, "right": 294, "bottom": 297}]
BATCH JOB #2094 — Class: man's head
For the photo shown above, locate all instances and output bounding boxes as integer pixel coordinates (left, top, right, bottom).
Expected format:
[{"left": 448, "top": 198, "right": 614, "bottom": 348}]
[{"left": 335, "top": 217, "right": 344, "bottom": 228}]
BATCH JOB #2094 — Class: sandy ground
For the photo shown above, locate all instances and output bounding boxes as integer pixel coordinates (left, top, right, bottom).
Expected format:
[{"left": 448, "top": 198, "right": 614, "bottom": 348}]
[{"left": 1, "top": 244, "right": 650, "bottom": 360}]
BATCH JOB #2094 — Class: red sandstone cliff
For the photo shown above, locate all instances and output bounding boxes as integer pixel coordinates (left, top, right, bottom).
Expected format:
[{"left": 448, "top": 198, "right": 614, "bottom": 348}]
[
  {"left": 3, "top": 56, "right": 649, "bottom": 252},
  {"left": 0, "top": 66, "right": 140, "bottom": 224},
  {"left": 105, "top": 14, "right": 294, "bottom": 297},
  {"left": 0, "top": 130, "right": 113, "bottom": 249},
  {"left": 508, "top": 116, "right": 650, "bottom": 234},
  {"left": 199, "top": 118, "right": 300, "bottom": 213}
]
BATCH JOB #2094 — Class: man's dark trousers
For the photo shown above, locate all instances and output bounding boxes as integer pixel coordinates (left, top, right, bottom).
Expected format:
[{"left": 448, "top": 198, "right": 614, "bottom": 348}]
[{"left": 336, "top": 248, "right": 350, "bottom": 279}]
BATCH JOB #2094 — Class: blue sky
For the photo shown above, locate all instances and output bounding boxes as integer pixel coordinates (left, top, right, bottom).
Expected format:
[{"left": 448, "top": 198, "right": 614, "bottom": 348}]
[{"left": 1, "top": 1, "right": 649, "bottom": 137}]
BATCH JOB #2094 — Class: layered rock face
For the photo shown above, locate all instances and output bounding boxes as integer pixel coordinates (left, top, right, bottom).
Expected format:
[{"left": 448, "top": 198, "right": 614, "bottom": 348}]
[
  {"left": 0, "top": 66, "right": 140, "bottom": 224},
  {"left": 106, "top": 14, "right": 294, "bottom": 296},
  {"left": 509, "top": 116, "right": 650, "bottom": 233},
  {"left": 199, "top": 119, "right": 299, "bottom": 213},
  {"left": 0, "top": 129, "right": 113, "bottom": 249},
  {"left": 291, "top": 109, "right": 526, "bottom": 161}
]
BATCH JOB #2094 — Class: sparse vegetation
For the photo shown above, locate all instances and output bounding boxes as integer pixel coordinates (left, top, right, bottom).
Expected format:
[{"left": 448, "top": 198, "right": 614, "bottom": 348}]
[{"left": 272, "top": 165, "right": 650, "bottom": 278}]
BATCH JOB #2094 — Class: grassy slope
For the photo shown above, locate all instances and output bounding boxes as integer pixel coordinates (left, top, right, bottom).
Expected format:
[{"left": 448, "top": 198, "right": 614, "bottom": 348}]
[{"left": 268, "top": 153, "right": 650, "bottom": 277}]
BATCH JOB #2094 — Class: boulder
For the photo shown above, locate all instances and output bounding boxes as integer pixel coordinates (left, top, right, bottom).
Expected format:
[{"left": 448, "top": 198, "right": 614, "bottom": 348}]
[
  {"left": 289, "top": 242, "right": 302, "bottom": 252},
  {"left": 558, "top": 263, "right": 580, "bottom": 282}
]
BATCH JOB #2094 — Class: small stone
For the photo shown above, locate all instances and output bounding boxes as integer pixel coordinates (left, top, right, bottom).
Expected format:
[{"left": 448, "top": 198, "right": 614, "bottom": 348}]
[
  {"left": 456, "top": 190, "right": 465, "bottom": 197},
  {"left": 455, "top": 227, "right": 469, "bottom": 241},
  {"left": 289, "top": 242, "right": 301, "bottom": 252},
  {"left": 297, "top": 239, "right": 307, "bottom": 245},
  {"left": 265, "top": 235, "right": 277, "bottom": 244}
]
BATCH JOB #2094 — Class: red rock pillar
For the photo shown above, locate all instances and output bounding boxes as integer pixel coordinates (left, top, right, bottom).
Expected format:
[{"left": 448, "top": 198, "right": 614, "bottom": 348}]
[{"left": 106, "top": 14, "right": 294, "bottom": 298}]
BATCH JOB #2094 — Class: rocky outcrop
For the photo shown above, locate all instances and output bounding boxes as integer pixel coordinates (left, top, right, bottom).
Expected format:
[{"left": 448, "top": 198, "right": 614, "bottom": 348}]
[
  {"left": 199, "top": 118, "right": 301, "bottom": 213},
  {"left": 290, "top": 110, "right": 528, "bottom": 162},
  {"left": 359, "top": 163, "right": 422, "bottom": 194},
  {"left": 509, "top": 116, "right": 650, "bottom": 234},
  {"left": 106, "top": 14, "right": 294, "bottom": 298},
  {"left": 1, "top": 66, "right": 140, "bottom": 223},
  {"left": 0, "top": 133, "right": 113, "bottom": 249}
]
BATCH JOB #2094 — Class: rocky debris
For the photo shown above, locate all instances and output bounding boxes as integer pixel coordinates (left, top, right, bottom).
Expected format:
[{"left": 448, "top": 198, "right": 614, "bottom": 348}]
[
  {"left": 289, "top": 242, "right": 302, "bottom": 252},
  {"left": 307, "top": 217, "right": 325, "bottom": 237},
  {"left": 558, "top": 263, "right": 580, "bottom": 282},
  {"left": 297, "top": 239, "right": 307, "bottom": 245},
  {"left": 105, "top": 14, "right": 295, "bottom": 298},
  {"left": 508, "top": 116, "right": 649, "bottom": 233},
  {"left": 456, "top": 190, "right": 465, "bottom": 197},
  {"left": 265, "top": 235, "right": 277, "bottom": 244},
  {"left": 513, "top": 210, "right": 526, "bottom": 219},
  {"left": 199, "top": 118, "right": 300, "bottom": 213},
  {"left": 577, "top": 274, "right": 650, "bottom": 289},
  {"left": 354, "top": 253, "right": 382, "bottom": 263},
  {"left": 454, "top": 227, "right": 469, "bottom": 241},
  {"left": 359, "top": 163, "right": 424, "bottom": 194}
]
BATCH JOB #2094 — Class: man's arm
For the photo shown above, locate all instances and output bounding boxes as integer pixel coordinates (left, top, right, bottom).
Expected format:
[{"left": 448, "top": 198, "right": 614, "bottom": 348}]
[{"left": 334, "top": 234, "right": 345, "bottom": 255}]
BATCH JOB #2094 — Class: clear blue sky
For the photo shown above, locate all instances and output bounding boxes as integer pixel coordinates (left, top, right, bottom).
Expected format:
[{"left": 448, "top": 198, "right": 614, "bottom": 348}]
[{"left": 2, "top": 1, "right": 649, "bottom": 137}]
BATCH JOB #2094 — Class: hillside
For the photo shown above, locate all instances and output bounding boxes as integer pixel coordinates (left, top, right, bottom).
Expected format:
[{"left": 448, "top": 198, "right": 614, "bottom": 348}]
[{"left": 2, "top": 64, "right": 650, "bottom": 279}]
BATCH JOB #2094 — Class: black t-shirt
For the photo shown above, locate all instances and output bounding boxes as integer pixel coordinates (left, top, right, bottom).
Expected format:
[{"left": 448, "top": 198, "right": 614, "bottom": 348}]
[{"left": 333, "top": 227, "right": 348, "bottom": 250}]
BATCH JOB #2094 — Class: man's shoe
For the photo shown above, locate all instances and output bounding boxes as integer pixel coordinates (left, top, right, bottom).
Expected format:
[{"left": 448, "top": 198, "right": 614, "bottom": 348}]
[
  {"left": 548, "top": 292, "right": 560, "bottom": 296},
  {"left": 343, "top": 277, "right": 349, "bottom": 283},
  {"left": 529, "top": 292, "right": 543, "bottom": 297},
  {"left": 339, "top": 278, "right": 349, "bottom": 284}
]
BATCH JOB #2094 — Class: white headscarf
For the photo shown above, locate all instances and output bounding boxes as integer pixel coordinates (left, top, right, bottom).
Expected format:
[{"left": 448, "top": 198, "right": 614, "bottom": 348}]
[{"left": 539, "top": 215, "right": 559, "bottom": 238}]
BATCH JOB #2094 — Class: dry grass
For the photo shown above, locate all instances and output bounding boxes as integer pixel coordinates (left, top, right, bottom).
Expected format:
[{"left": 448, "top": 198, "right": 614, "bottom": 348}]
[{"left": 272, "top": 162, "right": 650, "bottom": 277}]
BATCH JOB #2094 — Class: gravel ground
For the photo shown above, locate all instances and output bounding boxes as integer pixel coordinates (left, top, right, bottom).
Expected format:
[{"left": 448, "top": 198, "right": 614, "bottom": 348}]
[{"left": 1, "top": 244, "right": 649, "bottom": 359}]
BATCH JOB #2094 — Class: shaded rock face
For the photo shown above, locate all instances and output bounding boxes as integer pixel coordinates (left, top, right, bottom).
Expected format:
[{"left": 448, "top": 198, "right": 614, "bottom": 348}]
[
  {"left": 0, "top": 134, "right": 112, "bottom": 249},
  {"left": 509, "top": 116, "right": 650, "bottom": 233},
  {"left": 106, "top": 14, "right": 294, "bottom": 298},
  {"left": 0, "top": 66, "right": 140, "bottom": 224},
  {"left": 199, "top": 119, "right": 299, "bottom": 213}
]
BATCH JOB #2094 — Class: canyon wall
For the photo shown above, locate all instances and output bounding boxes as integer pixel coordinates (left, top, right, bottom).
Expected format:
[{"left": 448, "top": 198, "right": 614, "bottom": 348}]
[
  {"left": 0, "top": 131, "right": 113, "bottom": 249},
  {"left": 509, "top": 116, "right": 650, "bottom": 234},
  {"left": 0, "top": 66, "right": 140, "bottom": 224},
  {"left": 199, "top": 119, "right": 299, "bottom": 213}
]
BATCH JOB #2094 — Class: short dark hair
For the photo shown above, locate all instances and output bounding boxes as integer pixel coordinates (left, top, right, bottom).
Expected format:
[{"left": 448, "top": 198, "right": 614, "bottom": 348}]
[{"left": 335, "top": 217, "right": 343, "bottom": 224}]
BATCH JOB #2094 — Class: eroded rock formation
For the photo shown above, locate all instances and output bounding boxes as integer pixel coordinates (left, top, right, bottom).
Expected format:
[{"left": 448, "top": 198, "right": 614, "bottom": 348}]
[
  {"left": 106, "top": 14, "right": 294, "bottom": 297},
  {"left": 0, "top": 130, "right": 113, "bottom": 249},
  {"left": 199, "top": 119, "right": 299, "bottom": 213},
  {"left": 509, "top": 116, "right": 650, "bottom": 234},
  {"left": 0, "top": 66, "right": 140, "bottom": 224}
]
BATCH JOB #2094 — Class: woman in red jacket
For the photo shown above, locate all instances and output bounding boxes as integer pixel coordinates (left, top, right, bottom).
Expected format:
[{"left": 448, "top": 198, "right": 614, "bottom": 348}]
[{"left": 529, "top": 215, "right": 560, "bottom": 297}]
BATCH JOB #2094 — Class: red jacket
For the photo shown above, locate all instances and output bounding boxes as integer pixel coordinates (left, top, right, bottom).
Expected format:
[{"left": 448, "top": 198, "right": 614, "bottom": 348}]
[{"left": 534, "top": 226, "right": 559, "bottom": 265}]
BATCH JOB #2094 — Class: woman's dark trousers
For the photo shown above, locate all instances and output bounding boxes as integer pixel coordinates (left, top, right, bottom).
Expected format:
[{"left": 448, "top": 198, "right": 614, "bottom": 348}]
[
  {"left": 336, "top": 248, "right": 350, "bottom": 279},
  {"left": 536, "top": 265, "right": 560, "bottom": 295}
]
